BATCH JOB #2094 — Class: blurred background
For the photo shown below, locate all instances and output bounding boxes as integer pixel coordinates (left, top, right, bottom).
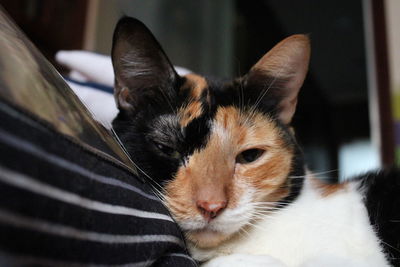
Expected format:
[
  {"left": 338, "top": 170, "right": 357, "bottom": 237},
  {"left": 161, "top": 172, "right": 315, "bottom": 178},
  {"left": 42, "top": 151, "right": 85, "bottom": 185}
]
[{"left": 0, "top": 0, "right": 399, "bottom": 181}]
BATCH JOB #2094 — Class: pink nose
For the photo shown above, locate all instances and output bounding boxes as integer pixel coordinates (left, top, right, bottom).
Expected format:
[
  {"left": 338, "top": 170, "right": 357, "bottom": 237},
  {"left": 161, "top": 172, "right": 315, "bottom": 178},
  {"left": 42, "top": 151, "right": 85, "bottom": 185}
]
[{"left": 196, "top": 200, "right": 227, "bottom": 221}]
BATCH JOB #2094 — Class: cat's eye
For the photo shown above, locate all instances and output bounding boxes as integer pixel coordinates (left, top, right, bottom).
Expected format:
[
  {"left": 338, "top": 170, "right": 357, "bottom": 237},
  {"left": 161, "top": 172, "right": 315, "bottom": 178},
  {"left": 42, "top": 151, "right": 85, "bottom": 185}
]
[
  {"left": 236, "top": 149, "right": 265, "bottom": 164},
  {"left": 153, "top": 142, "right": 180, "bottom": 159}
]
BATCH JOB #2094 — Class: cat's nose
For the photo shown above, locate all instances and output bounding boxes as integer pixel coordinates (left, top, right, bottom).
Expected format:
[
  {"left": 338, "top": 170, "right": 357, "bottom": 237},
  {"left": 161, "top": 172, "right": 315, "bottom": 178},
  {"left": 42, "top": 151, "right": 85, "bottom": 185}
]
[{"left": 196, "top": 200, "right": 227, "bottom": 221}]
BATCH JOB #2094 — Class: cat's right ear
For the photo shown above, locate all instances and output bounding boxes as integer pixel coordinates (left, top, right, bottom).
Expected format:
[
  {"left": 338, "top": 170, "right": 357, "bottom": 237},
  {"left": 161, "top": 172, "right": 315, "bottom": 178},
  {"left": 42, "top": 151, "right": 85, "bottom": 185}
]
[
  {"left": 245, "top": 35, "right": 310, "bottom": 124},
  {"left": 111, "top": 17, "right": 178, "bottom": 113}
]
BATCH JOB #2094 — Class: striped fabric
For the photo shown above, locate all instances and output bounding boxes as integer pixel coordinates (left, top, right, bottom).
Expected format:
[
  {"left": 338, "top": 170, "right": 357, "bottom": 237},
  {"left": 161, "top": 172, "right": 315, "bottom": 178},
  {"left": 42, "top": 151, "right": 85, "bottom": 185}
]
[{"left": 0, "top": 100, "right": 197, "bottom": 266}]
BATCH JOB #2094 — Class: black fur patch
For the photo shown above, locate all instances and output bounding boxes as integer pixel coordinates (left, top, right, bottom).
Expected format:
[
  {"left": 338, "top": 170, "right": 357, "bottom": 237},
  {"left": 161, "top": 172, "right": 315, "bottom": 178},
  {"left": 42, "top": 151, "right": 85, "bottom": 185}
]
[
  {"left": 354, "top": 168, "right": 400, "bottom": 266},
  {"left": 112, "top": 77, "right": 213, "bottom": 185}
]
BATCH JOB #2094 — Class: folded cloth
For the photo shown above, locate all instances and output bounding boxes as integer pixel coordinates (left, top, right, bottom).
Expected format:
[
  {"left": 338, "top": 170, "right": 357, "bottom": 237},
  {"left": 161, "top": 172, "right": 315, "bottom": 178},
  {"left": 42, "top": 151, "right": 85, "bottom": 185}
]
[
  {"left": 56, "top": 51, "right": 115, "bottom": 86},
  {"left": 0, "top": 100, "right": 196, "bottom": 267}
]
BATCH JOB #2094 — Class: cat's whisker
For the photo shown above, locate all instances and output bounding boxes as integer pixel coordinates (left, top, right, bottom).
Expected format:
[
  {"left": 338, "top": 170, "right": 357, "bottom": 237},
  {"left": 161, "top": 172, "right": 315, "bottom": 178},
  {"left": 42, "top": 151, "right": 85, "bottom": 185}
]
[
  {"left": 110, "top": 126, "right": 166, "bottom": 195},
  {"left": 236, "top": 64, "right": 245, "bottom": 114},
  {"left": 380, "top": 240, "right": 400, "bottom": 253},
  {"left": 288, "top": 176, "right": 329, "bottom": 181},
  {"left": 250, "top": 205, "right": 282, "bottom": 210},
  {"left": 249, "top": 207, "right": 280, "bottom": 216},
  {"left": 251, "top": 205, "right": 286, "bottom": 211},
  {"left": 249, "top": 214, "right": 277, "bottom": 221},
  {"left": 252, "top": 208, "right": 284, "bottom": 214},
  {"left": 250, "top": 201, "right": 280, "bottom": 206},
  {"left": 254, "top": 207, "right": 282, "bottom": 212},
  {"left": 287, "top": 170, "right": 340, "bottom": 185},
  {"left": 242, "top": 220, "right": 271, "bottom": 232},
  {"left": 251, "top": 207, "right": 285, "bottom": 213},
  {"left": 152, "top": 188, "right": 168, "bottom": 203},
  {"left": 251, "top": 207, "right": 287, "bottom": 215},
  {"left": 252, "top": 203, "right": 286, "bottom": 209},
  {"left": 248, "top": 60, "right": 290, "bottom": 118},
  {"left": 157, "top": 86, "right": 176, "bottom": 114},
  {"left": 250, "top": 82, "right": 274, "bottom": 114},
  {"left": 238, "top": 225, "right": 252, "bottom": 238},
  {"left": 251, "top": 208, "right": 281, "bottom": 215},
  {"left": 310, "top": 169, "right": 339, "bottom": 176},
  {"left": 251, "top": 200, "right": 293, "bottom": 206},
  {"left": 251, "top": 211, "right": 282, "bottom": 218},
  {"left": 287, "top": 169, "right": 339, "bottom": 180},
  {"left": 240, "top": 106, "right": 258, "bottom": 128},
  {"left": 155, "top": 189, "right": 167, "bottom": 200},
  {"left": 251, "top": 200, "right": 290, "bottom": 205},
  {"left": 253, "top": 203, "right": 290, "bottom": 210}
]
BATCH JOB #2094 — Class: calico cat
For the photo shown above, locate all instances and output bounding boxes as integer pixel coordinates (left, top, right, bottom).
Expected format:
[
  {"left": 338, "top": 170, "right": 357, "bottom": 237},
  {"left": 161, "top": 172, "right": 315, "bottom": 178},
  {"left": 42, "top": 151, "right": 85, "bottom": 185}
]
[{"left": 111, "top": 17, "right": 400, "bottom": 267}]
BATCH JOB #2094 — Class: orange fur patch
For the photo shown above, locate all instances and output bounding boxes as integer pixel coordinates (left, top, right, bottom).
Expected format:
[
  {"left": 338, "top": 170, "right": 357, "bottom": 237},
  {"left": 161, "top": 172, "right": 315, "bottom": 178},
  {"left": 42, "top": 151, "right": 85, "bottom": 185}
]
[
  {"left": 178, "top": 74, "right": 209, "bottom": 127},
  {"left": 184, "top": 73, "right": 208, "bottom": 99},
  {"left": 311, "top": 176, "right": 348, "bottom": 197},
  {"left": 179, "top": 101, "right": 203, "bottom": 127}
]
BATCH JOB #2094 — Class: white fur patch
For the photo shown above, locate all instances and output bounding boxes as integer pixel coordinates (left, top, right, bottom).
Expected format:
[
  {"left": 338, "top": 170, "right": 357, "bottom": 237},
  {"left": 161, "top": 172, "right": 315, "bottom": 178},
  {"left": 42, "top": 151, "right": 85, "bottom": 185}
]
[{"left": 192, "top": 177, "right": 389, "bottom": 267}]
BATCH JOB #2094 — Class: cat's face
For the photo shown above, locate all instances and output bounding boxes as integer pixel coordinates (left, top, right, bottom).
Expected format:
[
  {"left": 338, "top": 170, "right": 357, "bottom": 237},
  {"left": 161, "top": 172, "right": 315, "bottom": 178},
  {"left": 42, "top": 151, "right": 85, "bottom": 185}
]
[{"left": 111, "top": 18, "right": 310, "bottom": 248}]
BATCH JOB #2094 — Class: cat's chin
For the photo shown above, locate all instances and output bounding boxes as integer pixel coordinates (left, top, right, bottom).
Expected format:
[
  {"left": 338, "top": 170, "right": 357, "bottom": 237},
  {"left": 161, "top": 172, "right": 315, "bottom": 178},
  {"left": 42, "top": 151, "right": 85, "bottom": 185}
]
[{"left": 185, "top": 228, "right": 232, "bottom": 248}]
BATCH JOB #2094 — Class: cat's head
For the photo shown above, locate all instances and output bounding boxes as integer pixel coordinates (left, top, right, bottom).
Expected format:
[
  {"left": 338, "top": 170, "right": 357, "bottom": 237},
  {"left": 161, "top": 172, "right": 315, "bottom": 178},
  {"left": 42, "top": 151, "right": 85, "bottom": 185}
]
[{"left": 111, "top": 17, "right": 310, "bottom": 249}]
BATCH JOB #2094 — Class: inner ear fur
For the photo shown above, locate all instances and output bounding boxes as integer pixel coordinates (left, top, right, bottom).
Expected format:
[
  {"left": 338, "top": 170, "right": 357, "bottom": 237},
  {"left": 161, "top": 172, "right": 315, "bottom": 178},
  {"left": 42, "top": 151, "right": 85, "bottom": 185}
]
[
  {"left": 247, "top": 34, "right": 311, "bottom": 124},
  {"left": 111, "top": 17, "right": 178, "bottom": 112}
]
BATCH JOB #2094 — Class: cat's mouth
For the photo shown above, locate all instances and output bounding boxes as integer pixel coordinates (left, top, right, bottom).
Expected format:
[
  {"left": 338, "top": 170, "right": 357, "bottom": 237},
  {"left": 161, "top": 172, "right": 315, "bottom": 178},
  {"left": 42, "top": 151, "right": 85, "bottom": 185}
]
[
  {"left": 166, "top": 184, "right": 259, "bottom": 248},
  {"left": 178, "top": 214, "right": 246, "bottom": 249},
  {"left": 185, "top": 227, "right": 232, "bottom": 248}
]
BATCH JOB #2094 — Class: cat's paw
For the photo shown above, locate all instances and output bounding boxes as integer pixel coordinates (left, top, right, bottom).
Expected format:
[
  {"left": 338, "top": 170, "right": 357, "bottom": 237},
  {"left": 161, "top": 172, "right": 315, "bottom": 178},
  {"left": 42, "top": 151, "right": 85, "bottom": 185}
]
[{"left": 202, "top": 253, "right": 288, "bottom": 267}]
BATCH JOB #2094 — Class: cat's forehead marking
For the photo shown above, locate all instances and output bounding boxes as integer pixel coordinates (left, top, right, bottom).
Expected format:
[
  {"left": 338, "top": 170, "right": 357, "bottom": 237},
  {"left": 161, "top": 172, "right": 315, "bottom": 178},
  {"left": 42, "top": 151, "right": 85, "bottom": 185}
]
[
  {"left": 178, "top": 73, "right": 210, "bottom": 127},
  {"left": 179, "top": 101, "right": 203, "bottom": 127},
  {"left": 213, "top": 107, "right": 285, "bottom": 148},
  {"left": 183, "top": 73, "right": 209, "bottom": 99}
]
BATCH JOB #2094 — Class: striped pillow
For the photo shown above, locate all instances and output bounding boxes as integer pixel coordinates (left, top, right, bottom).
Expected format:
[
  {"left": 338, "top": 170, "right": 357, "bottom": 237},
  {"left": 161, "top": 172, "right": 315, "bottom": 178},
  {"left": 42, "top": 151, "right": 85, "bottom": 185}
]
[{"left": 0, "top": 100, "right": 196, "bottom": 266}]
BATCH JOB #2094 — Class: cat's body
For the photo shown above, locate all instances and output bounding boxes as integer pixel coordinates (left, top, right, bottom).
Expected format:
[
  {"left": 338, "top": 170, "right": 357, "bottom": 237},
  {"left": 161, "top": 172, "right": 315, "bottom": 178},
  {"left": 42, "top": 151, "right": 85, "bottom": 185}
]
[{"left": 111, "top": 17, "right": 400, "bottom": 266}]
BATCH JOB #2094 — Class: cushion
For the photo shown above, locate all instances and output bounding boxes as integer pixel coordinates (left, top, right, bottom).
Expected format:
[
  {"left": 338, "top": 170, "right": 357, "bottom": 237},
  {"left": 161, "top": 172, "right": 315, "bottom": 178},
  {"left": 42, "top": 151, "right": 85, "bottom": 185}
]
[{"left": 0, "top": 99, "right": 196, "bottom": 266}]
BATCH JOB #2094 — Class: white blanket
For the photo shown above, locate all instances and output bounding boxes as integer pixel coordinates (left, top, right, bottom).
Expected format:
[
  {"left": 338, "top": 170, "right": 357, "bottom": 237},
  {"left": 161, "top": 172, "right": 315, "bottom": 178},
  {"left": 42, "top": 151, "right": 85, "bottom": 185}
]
[{"left": 56, "top": 50, "right": 191, "bottom": 128}]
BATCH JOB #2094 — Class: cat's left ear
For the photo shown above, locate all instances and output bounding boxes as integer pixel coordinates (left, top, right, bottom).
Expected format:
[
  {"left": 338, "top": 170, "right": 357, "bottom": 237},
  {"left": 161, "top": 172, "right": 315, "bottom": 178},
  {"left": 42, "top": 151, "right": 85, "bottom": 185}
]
[
  {"left": 246, "top": 35, "right": 310, "bottom": 124},
  {"left": 111, "top": 17, "right": 178, "bottom": 113}
]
